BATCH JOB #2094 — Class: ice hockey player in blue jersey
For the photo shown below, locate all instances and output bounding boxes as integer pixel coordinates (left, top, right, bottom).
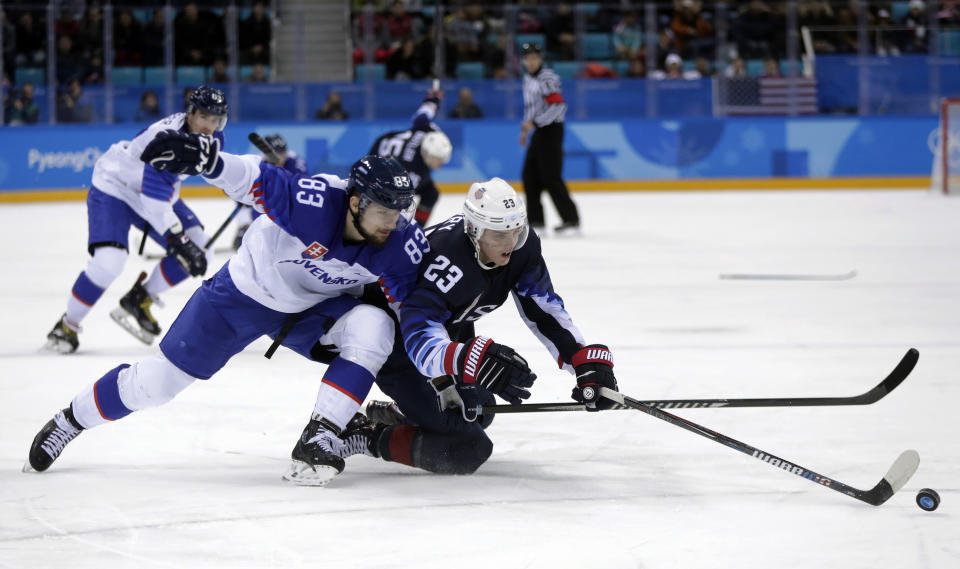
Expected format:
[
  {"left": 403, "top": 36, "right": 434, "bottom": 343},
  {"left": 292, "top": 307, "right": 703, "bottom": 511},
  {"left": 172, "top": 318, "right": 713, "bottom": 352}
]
[
  {"left": 330, "top": 178, "right": 620, "bottom": 475},
  {"left": 369, "top": 89, "right": 452, "bottom": 226},
  {"left": 25, "top": 132, "right": 430, "bottom": 487},
  {"left": 44, "top": 85, "right": 229, "bottom": 354},
  {"left": 232, "top": 132, "right": 308, "bottom": 250}
]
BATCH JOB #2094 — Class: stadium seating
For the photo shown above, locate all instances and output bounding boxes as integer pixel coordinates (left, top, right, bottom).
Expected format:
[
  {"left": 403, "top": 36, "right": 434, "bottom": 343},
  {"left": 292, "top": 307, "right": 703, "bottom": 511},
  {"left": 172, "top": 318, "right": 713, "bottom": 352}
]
[
  {"left": 455, "top": 62, "right": 485, "bottom": 79},
  {"left": 15, "top": 67, "right": 45, "bottom": 87},
  {"left": 113, "top": 67, "right": 143, "bottom": 86},
  {"left": 355, "top": 63, "right": 386, "bottom": 81},
  {"left": 144, "top": 66, "right": 167, "bottom": 85},
  {"left": 176, "top": 66, "right": 206, "bottom": 85},
  {"left": 583, "top": 33, "right": 614, "bottom": 59},
  {"left": 552, "top": 61, "right": 582, "bottom": 79}
]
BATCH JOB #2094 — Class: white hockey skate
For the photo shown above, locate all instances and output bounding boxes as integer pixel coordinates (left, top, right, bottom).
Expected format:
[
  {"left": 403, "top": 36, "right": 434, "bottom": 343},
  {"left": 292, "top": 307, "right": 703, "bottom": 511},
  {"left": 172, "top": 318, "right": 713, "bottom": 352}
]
[{"left": 282, "top": 418, "right": 346, "bottom": 487}]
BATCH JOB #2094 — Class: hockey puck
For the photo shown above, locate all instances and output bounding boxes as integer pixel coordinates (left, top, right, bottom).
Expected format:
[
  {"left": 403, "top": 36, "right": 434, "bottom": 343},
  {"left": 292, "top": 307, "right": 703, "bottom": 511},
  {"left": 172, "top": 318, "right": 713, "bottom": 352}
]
[{"left": 916, "top": 488, "right": 940, "bottom": 511}]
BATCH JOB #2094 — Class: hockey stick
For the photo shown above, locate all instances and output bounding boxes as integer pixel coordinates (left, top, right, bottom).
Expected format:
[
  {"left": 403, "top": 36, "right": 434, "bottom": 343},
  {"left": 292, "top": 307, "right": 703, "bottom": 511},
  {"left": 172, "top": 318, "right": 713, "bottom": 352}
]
[
  {"left": 143, "top": 203, "right": 243, "bottom": 259},
  {"left": 483, "top": 348, "right": 918, "bottom": 414},
  {"left": 596, "top": 386, "right": 919, "bottom": 506},
  {"left": 719, "top": 270, "right": 858, "bottom": 281},
  {"left": 249, "top": 132, "right": 284, "bottom": 165}
]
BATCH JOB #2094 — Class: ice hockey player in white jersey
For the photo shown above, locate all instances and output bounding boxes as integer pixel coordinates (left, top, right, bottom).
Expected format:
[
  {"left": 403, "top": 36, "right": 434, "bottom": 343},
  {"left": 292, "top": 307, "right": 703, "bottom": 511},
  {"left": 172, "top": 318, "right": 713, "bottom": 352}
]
[
  {"left": 369, "top": 89, "right": 452, "bottom": 226},
  {"left": 44, "top": 85, "right": 229, "bottom": 354},
  {"left": 25, "top": 130, "right": 429, "bottom": 487},
  {"left": 325, "top": 178, "right": 620, "bottom": 475}
]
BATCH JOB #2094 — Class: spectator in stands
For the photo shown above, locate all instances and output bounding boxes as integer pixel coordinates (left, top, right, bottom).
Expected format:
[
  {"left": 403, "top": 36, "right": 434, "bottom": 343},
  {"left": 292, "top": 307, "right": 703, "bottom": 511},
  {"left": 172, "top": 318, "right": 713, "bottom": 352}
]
[
  {"left": 694, "top": 56, "right": 713, "bottom": 77},
  {"left": 613, "top": 11, "right": 642, "bottom": 61},
  {"left": 834, "top": 5, "right": 861, "bottom": 53},
  {"left": 671, "top": 0, "right": 714, "bottom": 60},
  {"left": 244, "top": 63, "right": 268, "bottom": 83},
  {"left": 874, "top": 9, "right": 901, "bottom": 56},
  {"left": 315, "top": 91, "right": 349, "bottom": 121},
  {"left": 387, "top": 37, "right": 429, "bottom": 80},
  {"left": 83, "top": 52, "right": 104, "bottom": 85},
  {"left": 4, "top": 82, "right": 40, "bottom": 125},
  {"left": 625, "top": 57, "right": 646, "bottom": 78},
  {"left": 210, "top": 59, "right": 230, "bottom": 83},
  {"left": 175, "top": 3, "right": 225, "bottom": 66},
  {"left": 2, "top": 11, "right": 15, "bottom": 80},
  {"left": 798, "top": 1, "right": 838, "bottom": 53},
  {"left": 77, "top": 6, "right": 104, "bottom": 59},
  {"left": 545, "top": 3, "right": 576, "bottom": 60},
  {"left": 56, "top": 35, "right": 84, "bottom": 85},
  {"left": 135, "top": 90, "right": 163, "bottom": 123},
  {"left": 57, "top": 78, "right": 93, "bottom": 123},
  {"left": 142, "top": 9, "right": 166, "bottom": 66},
  {"left": 240, "top": 1, "right": 271, "bottom": 65},
  {"left": 735, "top": 1, "right": 776, "bottom": 58},
  {"left": 114, "top": 10, "right": 143, "bottom": 66},
  {"left": 484, "top": 33, "right": 507, "bottom": 79},
  {"left": 650, "top": 53, "right": 699, "bottom": 80},
  {"left": 903, "top": 0, "right": 929, "bottom": 53},
  {"left": 386, "top": 0, "right": 414, "bottom": 42},
  {"left": 724, "top": 56, "right": 748, "bottom": 78},
  {"left": 55, "top": 9, "right": 81, "bottom": 42},
  {"left": 449, "top": 87, "right": 483, "bottom": 118},
  {"left": 15, "top": 11, "right": 46, "bottom": 67},
  {"left": 445, "top": 7, "right": 482, "bottom": 77},
  {"left": 761, "top": 57, "right": 781, "bottom": 77}
]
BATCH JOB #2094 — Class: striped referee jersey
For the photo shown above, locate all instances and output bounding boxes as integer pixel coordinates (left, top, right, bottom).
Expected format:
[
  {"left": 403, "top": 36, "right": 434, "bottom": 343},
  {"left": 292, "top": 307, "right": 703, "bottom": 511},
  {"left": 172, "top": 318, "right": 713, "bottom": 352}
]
[{"left": 522, "top": 67, "right": 567, "bottom": 127}]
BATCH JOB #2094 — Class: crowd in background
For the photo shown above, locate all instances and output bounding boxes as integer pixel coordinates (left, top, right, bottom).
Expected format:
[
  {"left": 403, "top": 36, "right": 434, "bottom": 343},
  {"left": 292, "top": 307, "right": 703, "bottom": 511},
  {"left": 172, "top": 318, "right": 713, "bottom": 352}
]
[{"left": 3, "top": 0, "right": 960, "bottom": 125}]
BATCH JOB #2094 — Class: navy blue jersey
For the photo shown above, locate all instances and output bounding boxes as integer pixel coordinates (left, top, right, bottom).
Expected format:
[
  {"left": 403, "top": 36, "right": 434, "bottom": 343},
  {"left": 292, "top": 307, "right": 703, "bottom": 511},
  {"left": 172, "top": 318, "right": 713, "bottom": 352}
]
[
  {"left": 369, "top": 98, "right": 439, "bottom": 199},
  {"left": 399, "top": 215, "right": 584, "bottom": 379}
]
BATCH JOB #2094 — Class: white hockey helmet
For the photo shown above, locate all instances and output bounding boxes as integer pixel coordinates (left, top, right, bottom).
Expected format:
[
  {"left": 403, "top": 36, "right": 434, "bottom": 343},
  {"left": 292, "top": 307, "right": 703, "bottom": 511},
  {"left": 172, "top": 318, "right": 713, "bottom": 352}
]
[
  {"left": 463, "top": 177, "right": 529, "bottom": 250},
  {"left": 421, "top": 130, "right": 452, "bottom": 169}
]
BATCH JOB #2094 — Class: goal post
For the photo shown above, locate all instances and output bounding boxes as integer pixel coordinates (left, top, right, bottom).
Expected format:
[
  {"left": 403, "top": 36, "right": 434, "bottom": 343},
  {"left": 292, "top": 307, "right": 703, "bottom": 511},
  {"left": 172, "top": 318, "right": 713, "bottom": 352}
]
[{"left": 932, "top": 98, "right": 960, "bottom": 195}]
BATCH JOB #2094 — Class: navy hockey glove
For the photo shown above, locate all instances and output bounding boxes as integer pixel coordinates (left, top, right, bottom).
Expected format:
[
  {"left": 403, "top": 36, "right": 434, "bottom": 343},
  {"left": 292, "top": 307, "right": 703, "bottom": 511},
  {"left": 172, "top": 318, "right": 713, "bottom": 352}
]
[
  {"left": 166, "top": 230, "right": 207, "bottom": 277},
  {"left": 571, "top": 344, "right": 618, "bottom": 411},
  {"left": 456, "top": 336, "right": 536, "bottom": 405},
  {"left": 141, "top": 130, "right": 221, "bottom": 176}
]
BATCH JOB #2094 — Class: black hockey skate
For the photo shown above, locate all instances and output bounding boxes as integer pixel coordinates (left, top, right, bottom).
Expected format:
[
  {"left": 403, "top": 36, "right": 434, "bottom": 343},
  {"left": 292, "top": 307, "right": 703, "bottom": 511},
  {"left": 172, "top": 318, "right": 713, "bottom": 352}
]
[
  {"left": 44, "top": 313, "right": 79, "bottom": 354},
  {"left": 337, "top": 413, "right": 385, "bottom": 459},
  {"left": 110, "top": 271, "right": 162, "bottom": 345},
  {"left": 282, "top": 417, "right": 346, "bottom": 486},
  {"left": 24, "top": 407, "right": 83, "bottom": 472},
  {"left": 364, "top": 400, "right": 407, "bottom": 426}
]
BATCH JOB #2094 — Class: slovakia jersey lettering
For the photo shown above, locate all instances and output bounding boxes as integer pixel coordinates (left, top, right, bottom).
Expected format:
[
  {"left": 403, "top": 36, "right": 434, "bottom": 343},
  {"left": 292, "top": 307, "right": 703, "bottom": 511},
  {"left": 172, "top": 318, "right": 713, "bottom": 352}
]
[
  {"left": 207, "top": 154, "right": 427, "bottom": 314},
  {"left": 369, "top": 100, "right": 438, "bottom": 192},
  {"left": 92, "top": 112, "right": 225, "bottom": 234},
  {"left": 399, "top": 215, "right": 584, "bottom": 379}
]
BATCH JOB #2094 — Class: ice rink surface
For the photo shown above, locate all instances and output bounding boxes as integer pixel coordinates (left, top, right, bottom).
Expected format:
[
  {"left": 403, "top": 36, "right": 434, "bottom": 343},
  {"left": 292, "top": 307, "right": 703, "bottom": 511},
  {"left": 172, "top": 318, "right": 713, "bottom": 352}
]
[{"left": 1, "top": 188, "right": 957, "bottom": 568}]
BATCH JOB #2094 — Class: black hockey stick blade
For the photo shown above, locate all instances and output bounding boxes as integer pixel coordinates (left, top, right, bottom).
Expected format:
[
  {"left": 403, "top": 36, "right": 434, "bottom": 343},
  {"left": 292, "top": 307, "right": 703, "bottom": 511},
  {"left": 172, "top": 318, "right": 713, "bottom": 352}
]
[
  {"left": 598, "top": 387, "right": 919, "bottom": 506},
  {"left": 483, "top": 348, "right": 919, "bottom": 414}
]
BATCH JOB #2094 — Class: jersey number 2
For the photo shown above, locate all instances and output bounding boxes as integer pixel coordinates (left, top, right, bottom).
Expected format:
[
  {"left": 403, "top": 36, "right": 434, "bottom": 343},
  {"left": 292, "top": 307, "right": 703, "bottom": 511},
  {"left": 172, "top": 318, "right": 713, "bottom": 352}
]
[{"left": 423, "top": 255, "right": 463, "bottom": 293}]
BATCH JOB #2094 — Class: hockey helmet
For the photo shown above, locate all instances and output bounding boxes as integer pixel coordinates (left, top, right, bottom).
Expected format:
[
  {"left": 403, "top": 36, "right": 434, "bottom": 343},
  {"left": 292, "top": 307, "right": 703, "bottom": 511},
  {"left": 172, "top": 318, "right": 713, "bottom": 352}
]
[
  {"left": 420, "top": 130, "right": 452, "bottom": 169},
  {"left": 187, "top": 85, "right": 229, "bottom": 131},
  {"left": 463, "top": 177, "right": 529, "bottom": 251},
  {"left": 348, "top": 155, "right": 416, "bottom": 223},
  {"left": 265, "top": 133, "right": 288, "bottom": 153}
]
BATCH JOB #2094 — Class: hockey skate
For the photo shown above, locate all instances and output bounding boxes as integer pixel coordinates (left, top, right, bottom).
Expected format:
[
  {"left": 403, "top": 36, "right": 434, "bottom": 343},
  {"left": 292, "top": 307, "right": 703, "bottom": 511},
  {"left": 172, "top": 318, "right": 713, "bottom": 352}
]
[
  {"left": 24, "top": 407, "right": 83, "bottom": 473},
  {"left": 44, "top": 313, "right": 79, "bottom": 354},
  {"left": 110, "top": 272, "right": 162, "bottom": 345},
  {"left": 337, "top": 413, "right": 384, "bottom": 459},
  {"left": 364, "top": 400, "right": 407, "bottom": 426},
  {"left": 282, "top": 418, "right": 346, "bottom": 486}
]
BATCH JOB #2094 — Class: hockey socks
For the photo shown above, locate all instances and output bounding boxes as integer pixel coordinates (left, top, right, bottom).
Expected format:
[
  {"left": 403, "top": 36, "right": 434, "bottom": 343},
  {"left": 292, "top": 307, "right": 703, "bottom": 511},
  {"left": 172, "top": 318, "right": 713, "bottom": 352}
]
[
  {"left": 145, "top": 255, "right": 189, "bottom": 297},
  {"left": 66, "top": 272, "right": 105, "bottom": 326},
  {"left": 313, "top": 357, "right": 377, "bottom": 429},
  {"left": 71, "top": 364, "right": 133, "bottom": 428}
]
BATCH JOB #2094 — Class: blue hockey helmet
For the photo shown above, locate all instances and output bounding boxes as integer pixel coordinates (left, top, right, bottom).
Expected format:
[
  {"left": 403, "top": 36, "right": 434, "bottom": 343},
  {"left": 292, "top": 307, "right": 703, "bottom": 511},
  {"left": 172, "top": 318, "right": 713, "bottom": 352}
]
[
  {"left": 265, "top": 133, "right": 288, "bottom": 153},
  {"left": 347, "top": 155, "right": 415, "bottom": 212},
  {"left": 187, "top": 85, "right": 229, "bottom": 131}
]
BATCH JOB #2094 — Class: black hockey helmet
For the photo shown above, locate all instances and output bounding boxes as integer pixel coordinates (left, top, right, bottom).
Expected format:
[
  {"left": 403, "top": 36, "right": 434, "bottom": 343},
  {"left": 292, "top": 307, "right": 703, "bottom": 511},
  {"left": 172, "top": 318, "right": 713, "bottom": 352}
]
[
  {"left": 187, "top": 85, "right": 228, "bottom": 130},
  {"left": 265, "top": 133, "right": 288, "bottom": 153},
  {"left": 347, "top": 155, "right": 415, "bottom": 212},
  {"left": 520, "top": 42, "right": 542, "bottom": 56}
]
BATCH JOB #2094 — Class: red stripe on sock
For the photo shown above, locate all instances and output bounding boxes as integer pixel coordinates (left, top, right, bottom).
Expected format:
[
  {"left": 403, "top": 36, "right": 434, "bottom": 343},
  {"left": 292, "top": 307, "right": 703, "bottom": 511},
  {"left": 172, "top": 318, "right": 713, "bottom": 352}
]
[
  {"left": 92, "top": 384, "right": 113, "bottom": 421},
  {"left": 320, "top": 378, "right": 362, "bottom": 404},
  {"left": 387, "top": 425, "right": 417, "bottom": 466},
  {"left": 71, "top": 290, "right": 94, "bottom": 307}
]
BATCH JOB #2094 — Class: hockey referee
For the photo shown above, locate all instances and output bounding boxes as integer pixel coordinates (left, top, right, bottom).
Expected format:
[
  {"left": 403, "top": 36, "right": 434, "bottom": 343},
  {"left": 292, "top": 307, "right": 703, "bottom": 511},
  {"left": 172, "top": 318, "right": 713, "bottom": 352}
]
[{"left": 519, "top": 42, "right": 580, "bottom": 234}]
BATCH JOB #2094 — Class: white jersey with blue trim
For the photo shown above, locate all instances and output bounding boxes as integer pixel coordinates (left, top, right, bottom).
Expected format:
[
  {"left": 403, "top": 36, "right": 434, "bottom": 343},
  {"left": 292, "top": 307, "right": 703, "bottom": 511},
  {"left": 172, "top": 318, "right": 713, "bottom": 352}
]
[
  {"left": 204, "top": 152, "right": 428, "bottom": 314},
  {"left": 92, "top": 112, "right": 225, "bottom": 235}
]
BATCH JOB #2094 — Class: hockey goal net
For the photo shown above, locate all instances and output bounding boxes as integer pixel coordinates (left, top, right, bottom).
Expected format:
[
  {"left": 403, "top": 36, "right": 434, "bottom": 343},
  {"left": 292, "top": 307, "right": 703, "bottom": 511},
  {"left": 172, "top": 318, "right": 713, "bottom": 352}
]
[{"left": 932, "top": 98, "right": 960, "bottom": 195}]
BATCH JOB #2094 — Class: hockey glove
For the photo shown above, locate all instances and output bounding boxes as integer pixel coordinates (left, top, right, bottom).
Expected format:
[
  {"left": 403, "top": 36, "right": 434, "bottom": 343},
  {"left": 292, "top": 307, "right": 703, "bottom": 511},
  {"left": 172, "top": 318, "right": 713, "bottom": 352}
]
[
  {"left": 166, "top": 230, "right": 207, "bottom": 277},
  {"left": 431, "top": 375, "right": 481, "bottom": 423},
  {"left": 141, "top": 130, "right": 221, "bottom": 176},
  {"left": 456, "top": 336, "right": 536, "bottom": 405},
  {"left": 571, "top": 344, "right": 619, "bottom": 411}
]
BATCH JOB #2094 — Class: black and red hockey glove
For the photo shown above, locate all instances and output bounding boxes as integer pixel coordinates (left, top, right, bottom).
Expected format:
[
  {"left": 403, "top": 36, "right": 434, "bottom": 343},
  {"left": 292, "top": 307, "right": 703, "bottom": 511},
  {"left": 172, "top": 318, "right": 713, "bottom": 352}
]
[
  {"left": 571, "top": 344, "right": 618, "bottom": 411},
  {"left": 456, "top": 336, "right": 536, "bottom": 406}
]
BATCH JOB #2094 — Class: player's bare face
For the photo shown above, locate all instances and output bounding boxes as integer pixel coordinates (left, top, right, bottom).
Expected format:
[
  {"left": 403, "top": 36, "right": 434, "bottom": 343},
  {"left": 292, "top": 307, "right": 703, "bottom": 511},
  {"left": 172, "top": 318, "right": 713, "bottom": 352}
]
[
  {"left": 359, "top": 203, "right": 401, "bottom": 246},
  {"left": 186, "top": 111, "right": 221, "bottom": 135},
  {"left": 522, "top": 53, "right": 543, "bottom": 74},
  {"left": 424, "top": 154, "right": 444, "bottom": 170},
  {"left": 477, "top": 227, "right": 523, "bottom": 267}
]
